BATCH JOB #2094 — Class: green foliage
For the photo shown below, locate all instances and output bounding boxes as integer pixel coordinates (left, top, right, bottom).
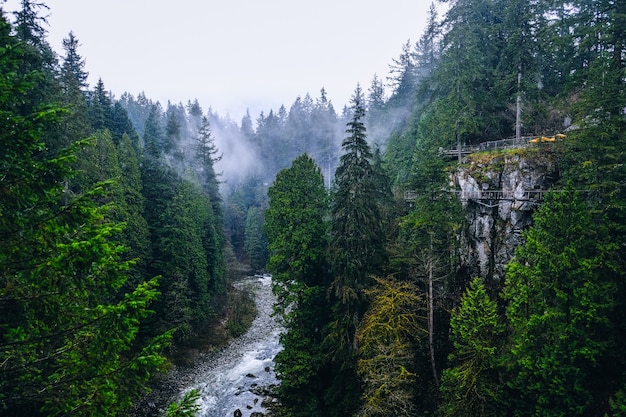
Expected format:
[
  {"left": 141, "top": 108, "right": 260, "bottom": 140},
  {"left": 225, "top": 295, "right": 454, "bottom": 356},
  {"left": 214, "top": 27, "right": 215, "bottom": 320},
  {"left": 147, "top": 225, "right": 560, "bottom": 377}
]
[
  {"left": 166, "top": 389, "right": 201, "bottom": 417},
  {"left": 330, "top": 85, "right": 388, "bottom": 309},
  {"left": 274, "top": 285, "right": 328, "bottom": 417},
  {"left": 609, "top": 386, "right": 626, "bottom": 417},
  {"left": 439, "top": 278, "right": 505, "bottom": 417},
  {"left": 503, "top": 191, "right": 620, "bottom": 416},
  {"left": 88, "top": 79, "right": 114, "bottom": 131},
  {"left": 356, "top": 276, "right": 424, "bottom": 417},
  {"left": 323, "top": 86, "right": 394, "bottom": 417},
  {"left": 116, "top": 133, "right": 151, "bottom": 289},
  {"left": 147, "top": 173, "right": 216, "bottom": 340},
  {"left": 0, "top": 15, "right": 169, "bottom": 413},
  {"left": 243, "top": 206, "right": 268, "bottom": 272},
  {"left": 265, "top": 154, "right": 330, "bottom": 416},
  {"left": 265, "top": 154, "right": 329, "bottom": 306}
]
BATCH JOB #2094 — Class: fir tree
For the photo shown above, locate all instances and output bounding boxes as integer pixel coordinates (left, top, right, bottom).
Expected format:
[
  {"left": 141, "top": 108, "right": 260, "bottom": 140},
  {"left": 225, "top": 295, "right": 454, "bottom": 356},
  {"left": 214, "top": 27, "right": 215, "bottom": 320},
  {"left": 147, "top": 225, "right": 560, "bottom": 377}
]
[{"left": 325, "top": 85, "right": 388, "bottom": 416}]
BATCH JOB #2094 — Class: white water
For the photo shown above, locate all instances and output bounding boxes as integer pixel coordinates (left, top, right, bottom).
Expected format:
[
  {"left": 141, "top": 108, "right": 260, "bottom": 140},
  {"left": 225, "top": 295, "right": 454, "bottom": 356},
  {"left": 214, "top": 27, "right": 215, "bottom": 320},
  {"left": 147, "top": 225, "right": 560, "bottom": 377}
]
[{"left": 177, "top": 275, "right": 283, "bottom": 417}]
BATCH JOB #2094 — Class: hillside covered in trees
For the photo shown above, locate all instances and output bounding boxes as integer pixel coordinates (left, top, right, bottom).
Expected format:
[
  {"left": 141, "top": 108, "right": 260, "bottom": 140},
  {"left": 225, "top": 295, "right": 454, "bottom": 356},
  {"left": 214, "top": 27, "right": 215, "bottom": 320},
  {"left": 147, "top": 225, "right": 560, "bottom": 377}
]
[{"left": 1, "top": 0, "right": 626, "bottom": 416}]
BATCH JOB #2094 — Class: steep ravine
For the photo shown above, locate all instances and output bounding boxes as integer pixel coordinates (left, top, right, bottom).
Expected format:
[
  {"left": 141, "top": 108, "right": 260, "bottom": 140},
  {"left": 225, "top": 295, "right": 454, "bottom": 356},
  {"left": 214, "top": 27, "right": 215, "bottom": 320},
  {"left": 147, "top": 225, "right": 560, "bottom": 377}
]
[{"left": 453, "top": 148, "right": 559, "bottom": 282}]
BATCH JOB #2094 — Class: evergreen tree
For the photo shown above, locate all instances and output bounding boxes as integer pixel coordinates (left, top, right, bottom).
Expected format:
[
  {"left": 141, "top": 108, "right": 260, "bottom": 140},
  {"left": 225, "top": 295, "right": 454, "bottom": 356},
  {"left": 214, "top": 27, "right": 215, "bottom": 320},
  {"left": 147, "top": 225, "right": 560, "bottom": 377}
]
[
  {"left": 116, "top": 133, "right": 151, "bottom": 290},
  {"left": 330, "top": 84, "right": 387, "bottom": 309},
  {"left": 61, "top": 31, "right": 88, "bottom": 90},
  {"left": 311, "top": 88, "right": 339, "bottom": 186},
  {"left": 325, "top": 85, "right": 388, "bottom": 416},
  {"left": 488, "top": 0, "right": 557, "bottom": 138},
  {"left": 0, "top": 16, "right": 169, "bottom": 414},
  {"left": 365, "top": 74, "right": 387, "bottom": 146},
  {"left": 413, "top": 3, "right": 440, "bottom": 79},
  {"left": 240, "top": 108, "right": 255, "bottom": 141},
  {"left": 194, "top": 115, "right": 225, "bottom": 290},
  {"left": 57, "top": 31, "right": 91, "bottom": 151},
  {"left": 71, "top": 129, "right": 122, "bottom": 196},
  {"left": 439, "top": 278, "right": 505, "bottom": 417},
  {"left": 287, "top": 96, "right": 313, "bottom": 161},
  {"left": 109, "top": 101, "right": 140, "bottom": 146},
  {"left": 244, "top": 206, "right": 268, "bottom": 272},
  {"left": 384, "top": 40, "right": 418, "bottom": 135},
  {"left": 11, "top": 0, "right": 56, "bottom": 80},
  {"left": 265, "top": 154, "right": 330, "bottom": 416},
  {"left": 356, "top": 276, "right": 423, "bottom": 417},
  {"left": 12, "top": 0, "right": 48, "bottom": 48},
  {"left": 503, "top": 191, "right": 621, "bottom": 416},
  {"left": 434, "top": 0, "right": 507, "bottom": 148},
  {"left": 88, "top": 78, "right": 114, "bottom": 131},
  {"left": 163, "top": 102, "right": 183, "bottom": 156},
  {"left": 143, "top": 103, "right": 164, "bottom": 156},
  {"left": 158, "top": 177, "right": 215, "bottom": 339}
]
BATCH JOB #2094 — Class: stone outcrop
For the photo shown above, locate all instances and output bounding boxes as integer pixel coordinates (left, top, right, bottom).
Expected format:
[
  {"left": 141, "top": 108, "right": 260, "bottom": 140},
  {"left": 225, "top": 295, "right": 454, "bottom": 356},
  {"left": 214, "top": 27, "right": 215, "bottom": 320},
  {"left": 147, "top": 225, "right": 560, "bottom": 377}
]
[{"left": 452, "top": 148, "right": 559, "bottom": 282}]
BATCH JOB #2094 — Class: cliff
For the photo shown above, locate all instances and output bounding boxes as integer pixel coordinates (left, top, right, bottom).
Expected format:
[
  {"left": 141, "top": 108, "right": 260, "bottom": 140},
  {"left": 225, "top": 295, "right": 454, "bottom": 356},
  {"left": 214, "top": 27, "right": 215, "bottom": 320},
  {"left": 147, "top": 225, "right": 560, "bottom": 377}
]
[{"left": 452, "top": 147, "right": 559, "bottom": 282}]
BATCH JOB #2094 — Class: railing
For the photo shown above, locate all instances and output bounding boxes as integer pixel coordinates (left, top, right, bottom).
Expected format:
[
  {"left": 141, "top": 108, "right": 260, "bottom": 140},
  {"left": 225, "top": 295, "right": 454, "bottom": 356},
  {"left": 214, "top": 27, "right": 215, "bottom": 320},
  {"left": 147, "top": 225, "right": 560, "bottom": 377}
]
[
  {"left": 458, "top": 189, "right": 548, "bottom": 201},
  {"left": 404, "top": 189, "right": 549, "bottom": 203},
  {"left": 440, "top": 134, "right": 565, "bottom": 158}
]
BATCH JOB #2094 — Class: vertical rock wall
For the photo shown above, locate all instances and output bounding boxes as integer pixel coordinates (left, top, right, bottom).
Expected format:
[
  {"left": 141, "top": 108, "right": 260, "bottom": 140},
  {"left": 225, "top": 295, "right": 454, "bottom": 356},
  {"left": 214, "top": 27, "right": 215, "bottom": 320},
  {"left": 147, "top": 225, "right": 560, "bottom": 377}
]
[{"left": 453, "top": 148, "right": 559, "bottom": 282}]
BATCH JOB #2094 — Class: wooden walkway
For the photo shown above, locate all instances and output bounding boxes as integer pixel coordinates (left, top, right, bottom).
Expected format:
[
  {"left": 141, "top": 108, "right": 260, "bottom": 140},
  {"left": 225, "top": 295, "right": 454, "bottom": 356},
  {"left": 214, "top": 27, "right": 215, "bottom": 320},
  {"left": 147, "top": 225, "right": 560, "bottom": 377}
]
[
  {"left": 458, "top": 189, "right": 548, "bottom": 202},
  {"left": 404, "top": 189, "right": 549, "bottom": 203},
  {"left": 440, "top": 134, "right": 566, "bottom": 158}
]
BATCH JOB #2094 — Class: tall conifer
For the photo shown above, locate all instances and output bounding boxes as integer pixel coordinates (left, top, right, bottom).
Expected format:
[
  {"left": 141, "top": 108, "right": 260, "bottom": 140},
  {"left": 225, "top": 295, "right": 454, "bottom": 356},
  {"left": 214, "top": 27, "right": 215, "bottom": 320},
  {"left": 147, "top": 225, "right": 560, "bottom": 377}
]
[{"left": 325, "top": 85, "right": 388, "bottom": 416}]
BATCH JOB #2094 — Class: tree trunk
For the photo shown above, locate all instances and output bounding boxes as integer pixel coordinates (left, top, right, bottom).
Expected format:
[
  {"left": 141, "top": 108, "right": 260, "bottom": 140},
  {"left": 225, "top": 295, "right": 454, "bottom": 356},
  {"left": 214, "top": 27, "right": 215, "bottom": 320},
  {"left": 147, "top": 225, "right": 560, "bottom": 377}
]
[{"left": 428, "top": 234, "right": 439, "bottom": 386}]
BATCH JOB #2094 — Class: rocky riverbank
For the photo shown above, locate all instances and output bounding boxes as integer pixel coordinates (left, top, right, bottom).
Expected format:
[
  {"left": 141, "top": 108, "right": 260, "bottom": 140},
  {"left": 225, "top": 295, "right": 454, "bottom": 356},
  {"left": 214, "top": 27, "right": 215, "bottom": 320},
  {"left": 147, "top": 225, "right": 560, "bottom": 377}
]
[{"left": 132, "top": 275, "right": 282, "bottom": 417}]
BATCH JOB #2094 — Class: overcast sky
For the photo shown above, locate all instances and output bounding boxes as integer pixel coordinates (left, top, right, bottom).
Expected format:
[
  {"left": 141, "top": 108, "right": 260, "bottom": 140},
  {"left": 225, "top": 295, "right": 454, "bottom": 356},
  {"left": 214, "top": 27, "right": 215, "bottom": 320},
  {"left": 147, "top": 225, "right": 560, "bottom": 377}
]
[{"left": 2, "top": 0, "right": 434, "bottom": 122}]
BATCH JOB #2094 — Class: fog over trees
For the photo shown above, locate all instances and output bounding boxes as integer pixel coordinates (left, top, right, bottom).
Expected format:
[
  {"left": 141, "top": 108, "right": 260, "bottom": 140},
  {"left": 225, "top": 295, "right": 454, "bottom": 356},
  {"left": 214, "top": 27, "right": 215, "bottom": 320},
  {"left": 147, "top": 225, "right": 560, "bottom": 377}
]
[{"left": 1, "top": 0, "right": 626, "bottom": 416}]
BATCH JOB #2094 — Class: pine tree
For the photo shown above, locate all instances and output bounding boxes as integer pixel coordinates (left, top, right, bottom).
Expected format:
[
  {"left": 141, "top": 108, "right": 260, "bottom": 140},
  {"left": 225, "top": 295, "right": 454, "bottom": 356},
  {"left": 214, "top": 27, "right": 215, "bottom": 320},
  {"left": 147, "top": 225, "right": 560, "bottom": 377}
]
[
  {"left": 109, "top": 101, "right": 140, "bottom": 146},
  {"left": 12, "top": 0, "right": 48, "bottom": 48},
  {"left": 163, "top": 102, "right": 182, "bottom": 156},
  {"left": 434, "top": 0, "right": 507, "bottom": 147},
  {"left": 311, "top": 88, "right": 339, "bottom": 186},
  {"left": 413, "top": 3, "right": 440, "bottom": 78},
  {"left": 56, "top": 31, "right": 92, "bottom": 152}
]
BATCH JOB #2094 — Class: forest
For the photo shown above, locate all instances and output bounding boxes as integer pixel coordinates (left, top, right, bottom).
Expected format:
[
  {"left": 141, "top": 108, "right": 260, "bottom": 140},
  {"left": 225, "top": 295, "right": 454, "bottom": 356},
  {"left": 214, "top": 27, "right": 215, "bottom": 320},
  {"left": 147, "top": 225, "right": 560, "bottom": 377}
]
[{"left": 1, "top": 0, "right": 625, "bottom": 416}]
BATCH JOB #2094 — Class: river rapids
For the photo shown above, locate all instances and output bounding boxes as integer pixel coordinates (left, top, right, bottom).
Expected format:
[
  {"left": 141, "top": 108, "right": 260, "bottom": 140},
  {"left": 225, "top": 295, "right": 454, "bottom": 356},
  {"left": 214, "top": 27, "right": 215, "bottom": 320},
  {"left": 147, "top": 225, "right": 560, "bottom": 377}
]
[{"left": 162, "top": 275, "right": 283, "bottom": 417}]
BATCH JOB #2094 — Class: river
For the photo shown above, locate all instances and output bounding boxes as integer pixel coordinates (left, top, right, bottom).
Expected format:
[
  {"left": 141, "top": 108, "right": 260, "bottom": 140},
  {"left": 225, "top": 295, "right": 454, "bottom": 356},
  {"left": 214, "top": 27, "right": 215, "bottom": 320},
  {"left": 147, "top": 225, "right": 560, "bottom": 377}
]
[{"left": 174, "top": 275, "right": 283, "bottom": 417}]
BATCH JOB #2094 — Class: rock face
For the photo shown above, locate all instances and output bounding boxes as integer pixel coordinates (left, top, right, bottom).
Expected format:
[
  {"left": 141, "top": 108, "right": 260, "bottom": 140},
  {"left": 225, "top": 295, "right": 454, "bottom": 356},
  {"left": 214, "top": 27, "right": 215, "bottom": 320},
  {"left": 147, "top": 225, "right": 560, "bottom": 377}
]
[{"left": 453, "top": 148, "right": 559, "bottom": 282}]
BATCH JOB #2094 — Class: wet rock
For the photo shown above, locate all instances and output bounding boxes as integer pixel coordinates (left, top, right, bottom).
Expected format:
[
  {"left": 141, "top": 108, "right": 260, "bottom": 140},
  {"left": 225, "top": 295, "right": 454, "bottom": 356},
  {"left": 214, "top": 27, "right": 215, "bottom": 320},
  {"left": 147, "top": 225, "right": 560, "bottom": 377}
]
[
  {"left": 454, "top": 151, "right": 558, "bottom": 281},
  {"left": 131, "top": 277, "right": 282, "bottom": 417}
]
